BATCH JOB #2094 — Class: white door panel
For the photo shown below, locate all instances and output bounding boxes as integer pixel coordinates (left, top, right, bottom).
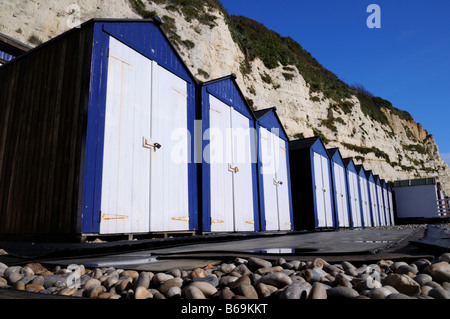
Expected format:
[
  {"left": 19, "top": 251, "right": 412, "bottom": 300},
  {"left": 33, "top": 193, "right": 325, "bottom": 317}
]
[
  {"left": 231, "top": 109, "right": 255, "bottom": 231},
  {"left": 150, "top": 62, "right": 189, "bottom": 232},
  {"left": 101, "top": 37, "right": 151, "bottom": 234},
  {"left": 209, "top": 96, "right": 234, "bottom": 232}
]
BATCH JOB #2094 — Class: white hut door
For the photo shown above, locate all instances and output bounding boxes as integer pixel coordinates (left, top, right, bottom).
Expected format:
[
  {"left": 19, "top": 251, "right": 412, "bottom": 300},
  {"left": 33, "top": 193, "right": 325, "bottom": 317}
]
[
  {"left": 314, "top": 153, "right": 333, "bottom": 227},
  {"left": 377, "top": 186, "right": 385, "bottom": 226},
  {"left": 370, "top": 183, "right": 379, "bottom": 226},
  {"left": 349, "top": 172, "right": 361, "bottom": 227},
  {"left": 334, "top": 164, "right": 349, "bottom": 227},
  {"left": 260, "top": 128, "right": 278, "bottom": 231},
  {"left": 274, "top": 136, "right": 291, "bottom": 231},
  {"left": 100, "top": 37, "right": 151, "bottom": 234},
  {"left": 231, "top": 109, "right": 255, "bottom": 232},
  {"left": 149, "top": 61, "right": 189, "bottom": 232},
  {"left": 359, "top": 178, "right": 371, "bottom": 227},
  {"left": 209, "top": 96, "right": 234, "bottom": 232}
]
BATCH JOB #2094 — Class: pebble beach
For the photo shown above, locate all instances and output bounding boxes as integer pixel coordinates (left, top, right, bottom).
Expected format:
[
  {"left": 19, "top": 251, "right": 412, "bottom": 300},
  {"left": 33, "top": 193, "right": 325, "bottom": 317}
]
[{"left": 0, "top": 245, "right": 449, "bottom": 300}]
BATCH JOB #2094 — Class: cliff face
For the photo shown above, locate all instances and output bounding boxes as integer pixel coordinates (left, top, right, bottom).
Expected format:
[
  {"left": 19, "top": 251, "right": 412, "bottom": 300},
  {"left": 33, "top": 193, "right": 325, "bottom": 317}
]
[{"left": 1, "top": 0, "right": 449, "bottom": 193}]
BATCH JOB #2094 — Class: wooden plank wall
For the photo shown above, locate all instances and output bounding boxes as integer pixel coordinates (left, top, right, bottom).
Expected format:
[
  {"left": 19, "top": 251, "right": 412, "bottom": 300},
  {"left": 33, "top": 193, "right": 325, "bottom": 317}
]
[{"left": 0, "top": 27, "right": 93, "bottom": 236}]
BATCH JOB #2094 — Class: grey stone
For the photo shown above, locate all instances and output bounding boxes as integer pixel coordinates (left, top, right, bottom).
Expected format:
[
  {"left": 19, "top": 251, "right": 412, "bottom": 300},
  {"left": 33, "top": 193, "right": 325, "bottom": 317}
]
[
  {"left": 184, "top": 285, "right": 206, "bottom": 299},
  {"left": 166, "top": 268, "right": 181, "bottom": 278},
  {"left": 382, "top": 274, "right": 421, "bottom": 296},
  {"left": 369, "top": 287, "right": 392, "bottom": 299},
  {"left": 0, "top": 277, "right": 8, "bottom": 288},
  {"left": 134, "top": 272, "right": 151, "bottom": 289},
  {"left": 219, "top": 263, "right": 236, "bottom": 274},
  {"left": 301, "top": 269, "right": 323, "bottom": 282},
  {"left": 4, "top": 266, "right": 22, "bottom": 277},
  {"left": 190, "top": 275, "right": 219, "bottom": 287},
  {"left": 385, "top": 293, "right": 414, "bottom": 299},
  {"left": 238, "top": 283, "right": 258, "bottom": 299},
  {"left": 438, "top": 253, "right": 450, "bottom": 263},
  {"left": 152, "top": 273, "right": 174, "bottom": 286},
  {"left": 255, "top": 283, "right": 278, "bottom": 298},
  {"left": 158, "top": 277, "right": 183, "bottom": 294},
  {"left": 255, "top": 266, "right": 283, "bottom": 276},
  {"left": 189, "top": 281, "right": 217, "bottom": 297},
  {"left": 255, "top": 272, "right": 292, "bottom": 288},
  {"left": 233, "top": 264, "right": 252, "bottom": 276},
  {"left": 341, "top": 261, "right": 356, "bottom": 271},
  {"left": 428, "top": 287, "right": 449, "bottom": 299},
  {"left": 309, "top": 282, "right": 328, "bottom": 299},
  {"left": 414, "top": 274, "right": 432, "bottom": 286},
  {"left": 425, "top": 261, "right": 450, "bottom": 283},
  {"left": 7, "top": 272, "right": 23, "bottom": 285},
  {"left": 326, "top": 286, "right": 359, "bottom": 299},
  {"left": 397, "top": 264, "right": 418, "bottom": 275},
  {"left": 248, "top": 257, "right": 272, "bottom": 270},
  {"left": 411, "top": 259, "right": 431, "bottom": 272},
  {"left": 219, "top": 287, "right": 235, "bottom": 299},
  {"left": 165, "top": 286, "right": 182, "bottom": 299},
  {"left": 281, "top": 283, "right": 311, "bottom": 299}
]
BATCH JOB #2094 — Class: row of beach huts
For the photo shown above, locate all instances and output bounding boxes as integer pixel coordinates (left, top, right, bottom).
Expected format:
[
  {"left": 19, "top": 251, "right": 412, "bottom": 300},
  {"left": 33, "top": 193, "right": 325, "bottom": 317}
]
[{"left": 0, "top": 18, "right": 447, "bottom": 241}]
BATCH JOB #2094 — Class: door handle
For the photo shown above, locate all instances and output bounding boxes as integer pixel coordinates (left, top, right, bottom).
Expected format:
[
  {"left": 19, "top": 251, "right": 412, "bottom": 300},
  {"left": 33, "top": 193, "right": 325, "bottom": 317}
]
[
  {"left": 228, "top": 164, "right": 239, "bottom": 173},
  {"left": 274, "top": 179, "right": 283, "bottom": 186},
  {"left": 143, "top": 137, "right": 162, "bottom": 150}
]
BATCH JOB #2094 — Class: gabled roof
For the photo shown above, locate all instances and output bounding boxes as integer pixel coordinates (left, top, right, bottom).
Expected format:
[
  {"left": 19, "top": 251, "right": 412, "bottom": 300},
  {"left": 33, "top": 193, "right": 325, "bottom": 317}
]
[
  {"left": 254, "top": 107, "right": 289, "bottom": 142},
  {"left": 202, "top": 73, "right": 255, "bottom": 120},
  {"left": 289, "top": 136, "right": 321, "bottom": 150}
]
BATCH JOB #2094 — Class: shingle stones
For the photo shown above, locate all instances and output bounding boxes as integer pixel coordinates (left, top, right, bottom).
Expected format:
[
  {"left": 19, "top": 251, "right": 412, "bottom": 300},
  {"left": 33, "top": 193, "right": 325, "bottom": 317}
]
[{"left": 0, "top": 253, "right": 449, "bottom": 299}]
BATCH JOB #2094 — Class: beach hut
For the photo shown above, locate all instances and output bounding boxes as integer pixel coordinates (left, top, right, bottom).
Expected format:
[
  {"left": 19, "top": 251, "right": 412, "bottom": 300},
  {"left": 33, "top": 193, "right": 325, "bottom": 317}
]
[
  {"left": 0, "top": 19, "right": 199, "bottom": 239},
  {"left": 0, "top": 32, "right": 30, "bottom": 65},
  {"left": 289, "top": 137, "right": 335, "bottom": 230},
  {"left": 343, "top": 158, "right": 362, "bottom": 228},
  {"left": 365, "top": 170, "right": 380, "bottom": 227},
  {"left": 355, "top": 165, "right": 372, "bottom": 227},
  {"left": 381, "top": 179, "right": 391, "bottom": 226},
  {"left": 327, "top": 148, "right": 350, "bottom": 228},
  {"left": 387, "top": 183, "right": 396, "bottom": 225},
  {"left": 254, "top": 107, "right": 293, "bottom": 231},
  {"left": 199, "top": 75, "right": 259, "bottom": 232},
  {"left": 374, "top": 175, "right": 387, "bottom": 226},
  {"left": 394, "top": 178, "right": 449, "bottom": 220}
]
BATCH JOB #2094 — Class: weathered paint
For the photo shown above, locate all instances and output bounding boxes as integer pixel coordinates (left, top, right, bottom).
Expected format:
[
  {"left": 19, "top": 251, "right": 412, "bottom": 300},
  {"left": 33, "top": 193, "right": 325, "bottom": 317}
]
[
  {"left": 344, "top": 158, "right": 363, "bottom": 228},
  {"left": 200, "top": 75, "right": 259, "bottom": 233},
  {"left": 255, "top": 108, "right": 293, "bottom": 232},
  {"left": 355, "top": 165, "right": 372, "bottom": 228},
  {"left": 328, "top": 148, "right": 350, "bottom": 228}
]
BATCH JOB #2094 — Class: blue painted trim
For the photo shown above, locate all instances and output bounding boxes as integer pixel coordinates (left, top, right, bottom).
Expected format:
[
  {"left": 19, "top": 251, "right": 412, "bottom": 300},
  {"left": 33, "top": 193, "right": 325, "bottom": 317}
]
[
  {"left": 187, "top": 82, "right": 198, "bottom": 231},
  {"left": 201, "top": 88, "right": 212, "bottom": 232},
  {"left": 310, "top": 150, "right": 320, "bottom": 228},
  {"left": 256, "top": 126, "right": 266, "bottom": 231},
  {"left": 285, "top": 141, "right": 294, "bottom": 231},
  {"left": 250, "top": 120, "right": 260, "bottom": 232},
  {"left": 81, "top": 24, "right": 110, "bottom": 233}
]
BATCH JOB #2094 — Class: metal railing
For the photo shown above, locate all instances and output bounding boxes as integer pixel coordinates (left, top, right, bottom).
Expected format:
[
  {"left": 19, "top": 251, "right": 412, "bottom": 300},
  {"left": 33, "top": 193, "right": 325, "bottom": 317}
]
[{"left": 437, "top": 198, "right": 450, "bottom": 217}]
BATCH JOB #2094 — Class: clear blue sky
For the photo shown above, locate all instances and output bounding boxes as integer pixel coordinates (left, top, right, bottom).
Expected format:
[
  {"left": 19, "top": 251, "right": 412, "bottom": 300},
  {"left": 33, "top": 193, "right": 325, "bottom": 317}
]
[{"left": 220, "top": 0, "right": 450, "bottom": 166}]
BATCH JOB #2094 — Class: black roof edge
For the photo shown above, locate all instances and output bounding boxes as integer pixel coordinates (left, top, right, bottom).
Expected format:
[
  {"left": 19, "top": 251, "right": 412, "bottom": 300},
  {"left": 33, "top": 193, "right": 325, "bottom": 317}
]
[
  {"left": 202, "top": 73, "right": 256, "bottom": 120},
  {"left": 254, "top": 107, "right": 290, "bottom": 142}
]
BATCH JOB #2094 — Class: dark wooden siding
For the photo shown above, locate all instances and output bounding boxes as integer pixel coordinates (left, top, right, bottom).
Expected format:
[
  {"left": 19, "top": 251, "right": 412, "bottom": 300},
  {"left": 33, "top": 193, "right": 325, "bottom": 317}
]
[{"left": 0, "top": 27, "right": 93, "bottom": 236}]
